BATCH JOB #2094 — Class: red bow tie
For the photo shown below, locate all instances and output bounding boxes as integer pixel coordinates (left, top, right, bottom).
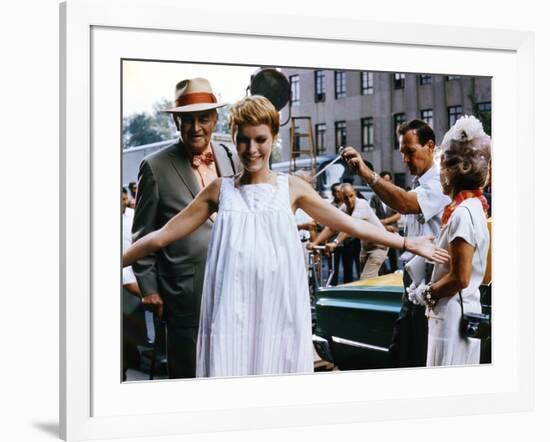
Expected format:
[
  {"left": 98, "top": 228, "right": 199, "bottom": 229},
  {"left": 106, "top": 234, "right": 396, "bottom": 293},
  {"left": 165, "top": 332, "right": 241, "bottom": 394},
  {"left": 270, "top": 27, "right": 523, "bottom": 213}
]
[{"left": 192, "top": 152, "right": 214, "bottom": 168}]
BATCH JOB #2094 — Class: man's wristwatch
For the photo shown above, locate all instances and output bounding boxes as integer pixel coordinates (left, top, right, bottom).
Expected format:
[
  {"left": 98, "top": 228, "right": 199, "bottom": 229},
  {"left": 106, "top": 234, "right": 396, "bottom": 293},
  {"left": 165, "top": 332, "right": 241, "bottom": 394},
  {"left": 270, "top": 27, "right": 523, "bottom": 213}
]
[{"left": 370, "top": 172, "right": 381, "bottom": 188}]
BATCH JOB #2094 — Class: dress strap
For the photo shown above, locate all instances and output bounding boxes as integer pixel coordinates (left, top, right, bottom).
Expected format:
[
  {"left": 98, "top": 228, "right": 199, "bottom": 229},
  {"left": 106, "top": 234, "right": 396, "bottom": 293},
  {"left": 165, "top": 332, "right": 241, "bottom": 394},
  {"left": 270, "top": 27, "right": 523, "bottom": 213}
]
[
  {"left": 217, "top": 177, "right": 235, "bottom": 211},
  {"left": 275, "top": 173, "right": 292, "bottom": 209}
]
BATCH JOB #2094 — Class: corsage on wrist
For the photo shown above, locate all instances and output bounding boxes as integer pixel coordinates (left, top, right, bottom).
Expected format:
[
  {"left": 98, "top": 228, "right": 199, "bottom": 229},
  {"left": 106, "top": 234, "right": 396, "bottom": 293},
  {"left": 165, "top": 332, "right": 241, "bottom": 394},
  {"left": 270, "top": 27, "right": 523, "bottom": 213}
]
[
  {"left": 421, "top": 283, "right": 437, "bottom": 309},
  {"left": 407, "top": 282, "right": 437, "bottom": 309}
]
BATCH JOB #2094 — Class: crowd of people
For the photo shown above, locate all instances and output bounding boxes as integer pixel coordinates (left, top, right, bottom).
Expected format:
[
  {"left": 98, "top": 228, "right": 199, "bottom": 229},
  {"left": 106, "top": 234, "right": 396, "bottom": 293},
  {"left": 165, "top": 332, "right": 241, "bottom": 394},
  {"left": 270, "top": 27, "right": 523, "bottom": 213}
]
[
  {"left": 307, "top": 181, "right": 393, "bottom": 284},
  {"left": 122, "top": 76, "right": 492, "bottom": 379}
]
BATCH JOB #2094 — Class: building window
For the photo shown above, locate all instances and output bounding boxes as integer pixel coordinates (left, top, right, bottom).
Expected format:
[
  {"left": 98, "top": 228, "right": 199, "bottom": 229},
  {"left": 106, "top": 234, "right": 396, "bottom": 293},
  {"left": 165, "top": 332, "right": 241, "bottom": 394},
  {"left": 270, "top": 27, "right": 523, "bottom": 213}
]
[
  {"left": 335, "top": 121, "right": 347, "bottom": 148},
  {"left": 477, "top": 102, "right": 492, "bottom": 114},
  {"left": 420, "top": 109, "right": 433, "bottom": 127},
  {"left": 393, "top": 113, "right": 406, "bottom": 149},
  {"left": 476, "top": 101, "right": 492, "bottom": 134},
  {"left": 361, "top": 117, "right": 374, "bottom": 151},
  {"left": 446, "top": 75, "right": 461, "bottom": 81},
  {"left": 290, "top": 75, "right": 300, "bottom": 105},
  {"left": 335, "top": 71, "right": 346, "bottom": 99},
  {"left": 448, "top": 105, "right": 463, "bottom": 128},
  {"left": 361, "top": 71, "right": 374, "bottom": 95},
  {"left": 314, "top": 70, "right": 326, "bottom": 102},
  {"left": 394, "top": 73, "right": 405, "bottom": 89},
  {"left": 419, "top": 75, "right": 432, "bottom": 85},
  {"left": 315, "top": 123, "right": 327, "bottom": 154}
]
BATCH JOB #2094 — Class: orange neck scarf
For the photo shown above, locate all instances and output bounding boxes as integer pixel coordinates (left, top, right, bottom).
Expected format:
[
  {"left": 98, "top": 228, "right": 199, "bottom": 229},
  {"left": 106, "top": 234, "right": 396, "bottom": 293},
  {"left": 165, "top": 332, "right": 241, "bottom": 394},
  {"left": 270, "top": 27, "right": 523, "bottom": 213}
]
[{"left": 441, "top": 189, "right": 489, "bottom": 226}]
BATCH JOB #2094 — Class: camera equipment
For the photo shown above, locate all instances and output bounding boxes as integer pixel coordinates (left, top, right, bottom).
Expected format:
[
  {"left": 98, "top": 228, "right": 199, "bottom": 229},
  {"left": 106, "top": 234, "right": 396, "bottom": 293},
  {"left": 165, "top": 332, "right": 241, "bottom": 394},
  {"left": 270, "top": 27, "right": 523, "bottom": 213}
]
[{"left": 458, "top": 291, "right": 491, "bottom": 339}]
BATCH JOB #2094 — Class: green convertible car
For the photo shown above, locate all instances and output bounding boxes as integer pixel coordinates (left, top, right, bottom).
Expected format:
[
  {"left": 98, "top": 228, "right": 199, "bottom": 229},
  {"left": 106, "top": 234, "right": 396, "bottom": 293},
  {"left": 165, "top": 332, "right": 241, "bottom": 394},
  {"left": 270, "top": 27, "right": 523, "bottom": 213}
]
[{"left": 312, "top": 273, "right": 491, "bottom": 371}]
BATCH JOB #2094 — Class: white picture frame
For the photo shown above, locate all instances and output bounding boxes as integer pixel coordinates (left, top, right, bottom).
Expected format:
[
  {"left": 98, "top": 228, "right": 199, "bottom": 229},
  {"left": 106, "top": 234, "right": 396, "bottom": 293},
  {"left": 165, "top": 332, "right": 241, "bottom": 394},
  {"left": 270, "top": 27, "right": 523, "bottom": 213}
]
[{"left": 60, "top": 0, "right": 534, "bottom": 440}]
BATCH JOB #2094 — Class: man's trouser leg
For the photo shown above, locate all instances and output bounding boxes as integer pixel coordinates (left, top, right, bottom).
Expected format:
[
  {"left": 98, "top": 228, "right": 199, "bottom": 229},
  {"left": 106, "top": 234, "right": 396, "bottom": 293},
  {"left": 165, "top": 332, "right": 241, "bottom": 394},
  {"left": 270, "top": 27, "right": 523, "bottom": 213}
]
[
  {"left": 342, "top": 239, "right": 361, "bottom": 283},
  {"left": 388, "top": 248, "right": 399, "bottom": 272},
  {"left": 387, "top": 271, "right": 428, "bottom": 368},
  {"left": 166, "top": 324, "right": 198, "bottom": 379},
  {"left": 360, "top": 248, "right": 388, "bottom": 280}
]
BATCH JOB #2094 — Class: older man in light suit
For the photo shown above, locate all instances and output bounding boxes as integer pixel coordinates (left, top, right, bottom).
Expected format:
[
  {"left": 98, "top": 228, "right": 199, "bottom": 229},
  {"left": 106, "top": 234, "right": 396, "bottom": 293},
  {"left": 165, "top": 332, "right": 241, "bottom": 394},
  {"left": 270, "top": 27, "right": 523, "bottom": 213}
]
[{"left": 132, "top": 78, "right": 240, "bottom": 379}]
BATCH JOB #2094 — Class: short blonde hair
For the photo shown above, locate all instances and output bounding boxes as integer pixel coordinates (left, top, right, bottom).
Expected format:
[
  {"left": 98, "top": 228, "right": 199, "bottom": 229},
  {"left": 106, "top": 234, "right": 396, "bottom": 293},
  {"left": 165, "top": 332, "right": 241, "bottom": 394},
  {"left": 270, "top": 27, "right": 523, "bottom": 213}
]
[{"left": 229, "top": 95, "right": 280, "bottom": 140}]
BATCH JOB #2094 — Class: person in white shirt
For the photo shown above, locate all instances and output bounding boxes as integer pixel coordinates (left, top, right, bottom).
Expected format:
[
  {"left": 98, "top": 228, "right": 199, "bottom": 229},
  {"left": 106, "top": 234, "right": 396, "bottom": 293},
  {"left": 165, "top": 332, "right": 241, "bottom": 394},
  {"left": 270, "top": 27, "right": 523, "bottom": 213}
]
[
  {"left": 370, "top": 171, "right": 401, "bottom": 273},
  {"left": 407, "top": 116, "right": 491, "bottom": 366},
  {"left": 342, "top": 120, "right": 451, "bottom": 368},
  {"left": 122, "top": 189, "right": 139, "bottom": 294},
  {"left": 308, "top": 183, "right": 388, "bottom": 280},
  {"left": 127, "top": 181, "right": 137, "bottom": 209}
]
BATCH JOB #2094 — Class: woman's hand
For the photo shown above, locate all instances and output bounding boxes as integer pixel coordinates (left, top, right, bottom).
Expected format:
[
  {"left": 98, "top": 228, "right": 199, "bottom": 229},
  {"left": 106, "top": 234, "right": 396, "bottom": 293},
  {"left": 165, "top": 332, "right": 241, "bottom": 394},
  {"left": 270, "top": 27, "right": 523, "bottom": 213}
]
[
  {"left": 406, "top": 282, "right": 427, "bottom": 306},
  {"left": 406, "top": 235, "right": 450, "bottom": 264}
]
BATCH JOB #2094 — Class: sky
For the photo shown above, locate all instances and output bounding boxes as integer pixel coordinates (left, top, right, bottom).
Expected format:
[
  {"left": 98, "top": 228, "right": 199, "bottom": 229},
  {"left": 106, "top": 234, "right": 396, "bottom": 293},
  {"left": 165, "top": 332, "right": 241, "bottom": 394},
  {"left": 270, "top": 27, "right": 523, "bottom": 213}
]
[{"left": 122, "top": 60, "right": 259, "bottom": 117}]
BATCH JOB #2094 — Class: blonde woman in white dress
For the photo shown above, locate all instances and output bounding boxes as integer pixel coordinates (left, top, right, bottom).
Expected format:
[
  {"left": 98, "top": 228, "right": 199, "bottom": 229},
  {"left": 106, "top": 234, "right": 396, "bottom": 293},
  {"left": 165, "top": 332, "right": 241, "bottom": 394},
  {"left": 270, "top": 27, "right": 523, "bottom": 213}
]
[
  {"left": 123, "top": 95, "right": 449, "bottom": 378},
  {"left": 407, "top": 116, "right": 491, "bottom": 366}
]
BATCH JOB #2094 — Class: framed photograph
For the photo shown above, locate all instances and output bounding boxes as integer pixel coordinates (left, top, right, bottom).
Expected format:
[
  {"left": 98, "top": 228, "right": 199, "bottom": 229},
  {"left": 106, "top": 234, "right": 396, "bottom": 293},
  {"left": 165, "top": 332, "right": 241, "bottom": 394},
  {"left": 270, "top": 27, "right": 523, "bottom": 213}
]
[{"left": 60, "top": 0, "right": 534, "bottom": 440}]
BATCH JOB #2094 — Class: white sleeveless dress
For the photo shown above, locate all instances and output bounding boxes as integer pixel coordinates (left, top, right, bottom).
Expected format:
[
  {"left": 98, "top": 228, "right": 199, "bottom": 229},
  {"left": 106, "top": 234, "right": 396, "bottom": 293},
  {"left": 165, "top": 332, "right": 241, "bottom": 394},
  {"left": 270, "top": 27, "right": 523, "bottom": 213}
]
[{"left": 196, "top": 174, "right": 314, "bottom": 377}]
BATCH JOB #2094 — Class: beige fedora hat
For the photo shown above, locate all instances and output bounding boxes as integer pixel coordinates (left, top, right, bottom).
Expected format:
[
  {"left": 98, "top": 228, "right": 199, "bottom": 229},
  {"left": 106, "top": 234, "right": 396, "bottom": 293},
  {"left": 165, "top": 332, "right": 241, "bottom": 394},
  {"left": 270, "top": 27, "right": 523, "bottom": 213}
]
[{"left": 164, "top": 77, "right": 227, "bottom": 113}]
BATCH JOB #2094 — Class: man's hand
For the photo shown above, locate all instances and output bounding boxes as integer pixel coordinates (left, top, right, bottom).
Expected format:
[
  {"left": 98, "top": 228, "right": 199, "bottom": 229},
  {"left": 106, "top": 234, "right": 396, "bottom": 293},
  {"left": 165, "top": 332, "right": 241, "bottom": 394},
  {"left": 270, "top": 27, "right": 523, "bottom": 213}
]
[
  {"left": 324, "top": 242, "right": 337, "bottom": 256},
  {"left": 341, "top": 147, "right": 373, "bottom": 180},
  {"left": 141, "top": 293, "right": 164, "bottom": 318},
  {"left": 385, "top": 225, "right": 398, "bottom": 233}
]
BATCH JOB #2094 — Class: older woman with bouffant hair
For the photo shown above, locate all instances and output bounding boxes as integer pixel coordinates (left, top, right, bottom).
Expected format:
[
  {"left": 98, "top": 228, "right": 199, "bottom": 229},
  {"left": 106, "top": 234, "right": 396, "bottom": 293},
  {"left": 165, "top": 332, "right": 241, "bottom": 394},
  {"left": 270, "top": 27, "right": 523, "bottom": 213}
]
[
  {"left": 408, "top": 115, "right": 491, "bottom": 366},
  {"left": 440, "top": 127, "right": 491, "bottom": 196}
]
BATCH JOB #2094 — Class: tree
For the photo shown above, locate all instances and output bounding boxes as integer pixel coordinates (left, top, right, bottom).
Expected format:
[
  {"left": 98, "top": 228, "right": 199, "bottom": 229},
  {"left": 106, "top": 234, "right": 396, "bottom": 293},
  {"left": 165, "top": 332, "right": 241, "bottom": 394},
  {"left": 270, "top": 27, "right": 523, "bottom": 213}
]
[
  {"left": 468, "top": 93, "right": 492, "bottom": 135},
  {"left": 215, "top": 105, "right": 230, "bottom": 135},
  {"left": 152, "top": 98, "right": 177, "bottom": 140},
  {"left": 122, "top": 98, "right": 177, "bottom": 149}
]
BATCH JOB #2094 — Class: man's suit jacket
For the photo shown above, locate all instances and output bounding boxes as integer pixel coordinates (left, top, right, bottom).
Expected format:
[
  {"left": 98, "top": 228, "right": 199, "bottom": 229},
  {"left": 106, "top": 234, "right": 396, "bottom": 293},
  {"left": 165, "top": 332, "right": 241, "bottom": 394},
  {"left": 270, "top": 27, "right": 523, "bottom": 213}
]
[{"left": 131, "top": 141, "right": 239, "bottom": 328}]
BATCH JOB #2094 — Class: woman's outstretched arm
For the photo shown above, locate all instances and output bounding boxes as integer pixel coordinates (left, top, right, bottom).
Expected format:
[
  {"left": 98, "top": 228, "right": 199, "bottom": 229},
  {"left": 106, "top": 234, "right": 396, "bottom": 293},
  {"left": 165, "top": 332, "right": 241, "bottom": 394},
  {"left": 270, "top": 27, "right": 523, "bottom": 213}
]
[
  {"left": 290, "top": 176, "right": 449, "bottom": 263},
  {"left": 123, "top": 178, "right": 221, "bottom": 267}
]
